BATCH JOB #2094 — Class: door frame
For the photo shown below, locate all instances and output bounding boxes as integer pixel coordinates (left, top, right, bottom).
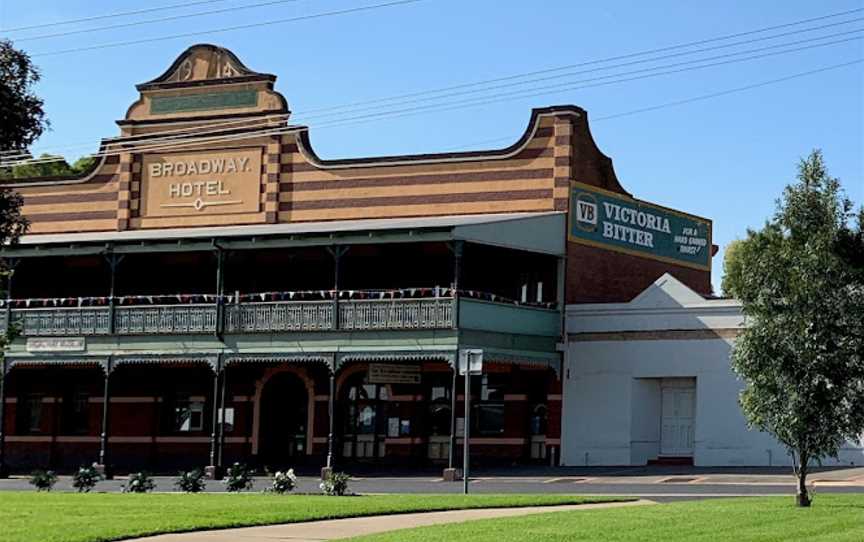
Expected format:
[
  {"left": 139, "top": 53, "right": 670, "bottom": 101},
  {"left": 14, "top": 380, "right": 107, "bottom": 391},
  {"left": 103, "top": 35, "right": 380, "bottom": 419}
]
[
  {"left": 659, "top": 378, "right": 696, "bottom": 457},
  {"left": 252, "top": 366, "right": 315, "bottom": 456}
]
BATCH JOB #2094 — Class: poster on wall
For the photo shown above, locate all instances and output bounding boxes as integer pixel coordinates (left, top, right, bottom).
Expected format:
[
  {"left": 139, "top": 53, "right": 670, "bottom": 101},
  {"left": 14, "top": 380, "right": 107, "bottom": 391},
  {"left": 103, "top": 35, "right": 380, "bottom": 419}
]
[
  {"left": 569, "top": 181, "right": 712, "bottom": 271},
  {"left": 368, "top": 364, "right": 422, "bottom": 384}
]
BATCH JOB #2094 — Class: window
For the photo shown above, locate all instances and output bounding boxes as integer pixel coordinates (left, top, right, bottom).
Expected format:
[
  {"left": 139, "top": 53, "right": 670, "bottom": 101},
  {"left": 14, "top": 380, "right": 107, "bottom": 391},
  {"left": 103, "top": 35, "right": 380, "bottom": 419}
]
[
  {"left": 472, "top": 374, "right": 506, "bottom": 435},
  {"left": 530, "top": 404, "right": 548, "bottom": 435},
  {"left": 174, "top": 397, "right": 205, "bottom": 432},
  {"left": 63, "top": 391, "right": 90, "bottom": 434},
  {"left": 426, "top": 374, "right": 452, "bottom": 436},
  {"left": 217, "top": 407, "right": 234, "bottom": 433},
  {"left": 18, "top": 394, "right": 43, "bottom": 434}
]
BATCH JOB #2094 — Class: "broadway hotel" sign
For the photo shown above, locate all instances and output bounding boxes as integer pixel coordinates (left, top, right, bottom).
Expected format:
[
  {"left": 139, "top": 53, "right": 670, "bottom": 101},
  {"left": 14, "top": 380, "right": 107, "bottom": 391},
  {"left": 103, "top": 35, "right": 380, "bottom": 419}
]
[{"left": 141, "top": 148, "right": 262, "bottom": 217}]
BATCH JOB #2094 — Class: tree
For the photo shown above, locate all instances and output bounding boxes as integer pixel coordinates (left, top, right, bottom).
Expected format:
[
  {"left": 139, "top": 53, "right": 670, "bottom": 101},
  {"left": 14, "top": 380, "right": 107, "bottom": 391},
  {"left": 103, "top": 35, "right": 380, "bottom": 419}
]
[
  {"left": 0, "top": 39, "right": 47, "bottom": 153},
  {"left": 720, "top": 238, "right": 744, "bottom": 296},
  {"left": 0, "top": 39, "right": 36, "bottom": 243},
  {"left": 729, "top": 150, "right": 864, "bottom": 507}
]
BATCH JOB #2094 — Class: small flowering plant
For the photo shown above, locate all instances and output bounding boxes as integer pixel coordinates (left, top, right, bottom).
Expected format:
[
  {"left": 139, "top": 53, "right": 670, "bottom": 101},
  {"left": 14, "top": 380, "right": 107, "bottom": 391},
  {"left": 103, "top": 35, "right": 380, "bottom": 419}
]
[
  {"left": 29, "top": 470, "right": 58, "bottom": 492},
  {"left": 224, "top": 462, "right": 254, "bottom": 492},
  {"left": 320, "top": 471, "right": 350, "bottom": 496},
  {"left": 175, "top": 469, "right": 206, "bottom": 493},
  {"left": 72, "top": 463, "right": 103, "bottom": 493},
  {"left": 123, "top": 472, "right": 156, "bottom": 493},
  {"left": 268, "top": 469, "right": 297, "bottom": 494}
]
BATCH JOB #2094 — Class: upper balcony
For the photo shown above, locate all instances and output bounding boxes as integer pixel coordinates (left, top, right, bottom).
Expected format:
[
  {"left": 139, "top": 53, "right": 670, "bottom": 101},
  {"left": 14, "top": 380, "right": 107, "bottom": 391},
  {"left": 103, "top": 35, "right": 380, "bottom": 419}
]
[
  {"left": 0, "top": 213, "right": 565, "bottom": 352},
  {"left": 0, "top": 290, "right": 559, "bottom": 338}
]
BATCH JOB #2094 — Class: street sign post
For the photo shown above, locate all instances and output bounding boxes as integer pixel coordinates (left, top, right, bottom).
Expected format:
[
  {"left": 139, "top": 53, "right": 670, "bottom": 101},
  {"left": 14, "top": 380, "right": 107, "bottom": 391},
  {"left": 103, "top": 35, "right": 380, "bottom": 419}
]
[{"left": 459, "top": 349, "right": 483, "bottom": 495}]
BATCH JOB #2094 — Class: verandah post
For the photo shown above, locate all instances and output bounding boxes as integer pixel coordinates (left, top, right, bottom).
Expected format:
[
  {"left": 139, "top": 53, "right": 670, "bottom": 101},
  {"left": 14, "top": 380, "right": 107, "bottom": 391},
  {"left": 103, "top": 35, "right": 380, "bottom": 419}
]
[
  {"left": 206, "top": 356, "right": 222, "bottom": 479},
  {"left": 97, "top": 356, "right": 113, "bottom": 478},
  {"left": 326, "top": 370, "right": 335, "bottom": 471},
  {"left": 0, "top": 358, "right": 8, "bottom": 478},
  {"left": 327, "top": 246, "right": 348, "bottom": 330},
  {"left": 104, "top": 248, "right": 124, "bottom": 335},
  {"left": 0, "top": 259, "right": 17, "bottom": 479},
  {"left": 216, "top": 360, "right": 228, "bottom": 469}
]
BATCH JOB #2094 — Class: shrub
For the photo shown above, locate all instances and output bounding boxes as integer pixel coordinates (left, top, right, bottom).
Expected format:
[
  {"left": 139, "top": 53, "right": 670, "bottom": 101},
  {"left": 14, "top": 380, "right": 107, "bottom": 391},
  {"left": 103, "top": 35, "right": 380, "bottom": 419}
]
[
  {"left": 320, "top": 471, "right": 350, "bottom": 496},
  {"left": 29, "top": 470, "right": 58, "bottom": 492},
  {"left": 123, "top": 472, "right": 156, "bottom": 493},
  {"left": 72, "top": 463, "right": 102, "bottom": 493},
  {"left": 268, "top": 469, "right": 297, "bottom": 494},
  {"left": 224, "top": 462, "right": 253, "bottom": 492},
  {"left": 175, "top": 469, "right": 206, "bottom": 493}
]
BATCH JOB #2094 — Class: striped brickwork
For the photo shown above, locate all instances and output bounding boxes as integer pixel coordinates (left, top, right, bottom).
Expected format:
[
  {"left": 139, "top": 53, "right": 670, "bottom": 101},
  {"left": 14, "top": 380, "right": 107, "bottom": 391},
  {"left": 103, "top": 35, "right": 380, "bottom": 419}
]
[
  {"left": 4, "top": 107, "right": 629, "bottom": 235},
  {"left": 16, "top": 155, "right": 121, "bottom": 234}
]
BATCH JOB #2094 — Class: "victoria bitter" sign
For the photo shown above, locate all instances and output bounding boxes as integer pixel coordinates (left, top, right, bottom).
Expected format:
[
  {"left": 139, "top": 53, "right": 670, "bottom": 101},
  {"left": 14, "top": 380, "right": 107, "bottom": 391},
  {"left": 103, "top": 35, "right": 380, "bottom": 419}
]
[{"left": 569, "top": 181, "right": 711, "bottom": 270}]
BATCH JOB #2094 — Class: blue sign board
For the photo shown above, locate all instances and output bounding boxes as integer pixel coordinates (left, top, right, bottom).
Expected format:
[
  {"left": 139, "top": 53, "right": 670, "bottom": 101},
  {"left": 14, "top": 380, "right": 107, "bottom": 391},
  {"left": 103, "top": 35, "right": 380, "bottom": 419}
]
[{"left": 569, "top": 182, "right": 712, "bottom": 270}]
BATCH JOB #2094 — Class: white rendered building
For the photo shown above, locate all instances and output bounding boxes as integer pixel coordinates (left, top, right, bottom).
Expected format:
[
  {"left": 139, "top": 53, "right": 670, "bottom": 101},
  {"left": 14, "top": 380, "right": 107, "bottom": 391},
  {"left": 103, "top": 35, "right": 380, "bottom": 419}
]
[{"left": 562, "top": 273, "right": 864, "bottom": 467}]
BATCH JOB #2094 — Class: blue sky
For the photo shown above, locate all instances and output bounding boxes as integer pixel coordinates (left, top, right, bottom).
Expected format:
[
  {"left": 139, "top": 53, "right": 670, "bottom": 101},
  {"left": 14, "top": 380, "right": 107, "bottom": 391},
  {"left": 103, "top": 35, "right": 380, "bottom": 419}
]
[{"left": 1, "top": 0, "right": 862, "bottom": 293}]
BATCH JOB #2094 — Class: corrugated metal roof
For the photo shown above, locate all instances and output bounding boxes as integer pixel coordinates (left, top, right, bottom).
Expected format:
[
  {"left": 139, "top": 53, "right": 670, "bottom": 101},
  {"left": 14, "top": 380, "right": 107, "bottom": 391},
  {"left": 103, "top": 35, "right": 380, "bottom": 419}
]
[{"left": 18, "top": 212, "right": 564, "bottom": 246}]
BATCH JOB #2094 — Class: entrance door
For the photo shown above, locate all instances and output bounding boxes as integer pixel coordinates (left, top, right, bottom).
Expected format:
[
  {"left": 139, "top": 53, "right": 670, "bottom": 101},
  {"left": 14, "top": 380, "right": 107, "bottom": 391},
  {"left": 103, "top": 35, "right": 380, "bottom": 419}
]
[
  {"left": 660, "top": 383, "right": 695, "bottom": 457},
  {"left": 259, "top": 372, "right": 308, "bottom": 467}
]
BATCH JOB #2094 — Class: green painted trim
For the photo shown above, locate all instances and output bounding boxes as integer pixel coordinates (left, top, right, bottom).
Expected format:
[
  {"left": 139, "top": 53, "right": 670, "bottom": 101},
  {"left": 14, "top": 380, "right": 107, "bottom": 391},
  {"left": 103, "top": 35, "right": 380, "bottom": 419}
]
[
  {"left": 458, "top": 298, "right": 561, "bottom": 337},
  {"left": 150, "top": 90, "right": 258, "bottom": 114}
]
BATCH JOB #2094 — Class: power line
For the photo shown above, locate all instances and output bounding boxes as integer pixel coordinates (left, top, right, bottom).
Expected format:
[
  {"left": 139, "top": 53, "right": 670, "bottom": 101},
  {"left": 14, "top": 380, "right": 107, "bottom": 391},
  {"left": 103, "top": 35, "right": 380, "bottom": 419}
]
[
  {"left": 289, "top": 36, "right": 864, "bottom": 131},
  {"left": 14, "top": 0, "right": 309, "bottom": 43},
  {"left": 298, "top": 24, "right": 864, "bottom": 121},
  {"left": 4, "top": 39, "right": 859, "bottom": 168},
  {"left": 10, "top": 7, "right": 861, "bottom": 156},
  {"left": 298, "top": 6, "right": 864, "bottom": 114},
  {"left": 9, "top": 24, "right": 861, "bottom": 161},
  {"left": 442, "top": 59, "right": 863, "bottom": 151},
  {"left": 592, "top": 59, "right": 863, "bottom": 121},
  {"left": 31, "top": 0, "right": 426, "bottom": 57},
  {"left": 0, "top": 0, "right": 230, "bottom": 33}
]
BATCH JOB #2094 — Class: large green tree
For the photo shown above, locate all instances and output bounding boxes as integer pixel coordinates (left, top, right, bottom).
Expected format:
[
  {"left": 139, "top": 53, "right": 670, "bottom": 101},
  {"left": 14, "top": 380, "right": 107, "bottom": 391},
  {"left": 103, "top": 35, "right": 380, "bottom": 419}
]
[
  {"left": 0, "top": 40, "right": 37, "bottom": 243},
  {"left": 728, "top": 150, "right": 864, "bottom": 507}
]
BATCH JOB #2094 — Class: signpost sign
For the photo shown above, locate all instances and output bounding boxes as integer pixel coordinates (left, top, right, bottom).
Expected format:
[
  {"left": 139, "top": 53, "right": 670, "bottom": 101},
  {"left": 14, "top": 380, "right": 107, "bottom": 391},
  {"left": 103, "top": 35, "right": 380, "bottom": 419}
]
[{"left": 459, "top": 349, "right": 483, "bottom": 494}]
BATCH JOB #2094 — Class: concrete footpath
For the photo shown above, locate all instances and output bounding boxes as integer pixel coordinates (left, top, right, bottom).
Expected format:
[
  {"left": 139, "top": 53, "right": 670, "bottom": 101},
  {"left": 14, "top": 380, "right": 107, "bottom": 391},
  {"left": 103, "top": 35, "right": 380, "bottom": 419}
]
[{"left": 132, "top": 500, "right": 655, "bottom": 542}]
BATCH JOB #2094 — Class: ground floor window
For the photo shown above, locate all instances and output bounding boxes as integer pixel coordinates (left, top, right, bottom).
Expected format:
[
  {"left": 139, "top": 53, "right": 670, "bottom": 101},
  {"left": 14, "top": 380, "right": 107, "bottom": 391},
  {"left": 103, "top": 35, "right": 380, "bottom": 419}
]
[
  {"left": 173, "top": 397, "right": 205, "bottom": 432},
  {"left": 62, "top": 390, "right": 90, "bottom": 434},
  {"left": 17, "top": 393, "right": 43, "bottom": 434},
  {"left": 473, "top": 374, "right": 505, "bottom": 436}
]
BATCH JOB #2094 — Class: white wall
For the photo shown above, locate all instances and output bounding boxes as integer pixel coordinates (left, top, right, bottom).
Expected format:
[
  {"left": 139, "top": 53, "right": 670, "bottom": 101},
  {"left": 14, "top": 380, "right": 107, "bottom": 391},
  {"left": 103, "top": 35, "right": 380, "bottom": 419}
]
[{"left": 561, "top": 274, "right": 864, "bottom": 467}]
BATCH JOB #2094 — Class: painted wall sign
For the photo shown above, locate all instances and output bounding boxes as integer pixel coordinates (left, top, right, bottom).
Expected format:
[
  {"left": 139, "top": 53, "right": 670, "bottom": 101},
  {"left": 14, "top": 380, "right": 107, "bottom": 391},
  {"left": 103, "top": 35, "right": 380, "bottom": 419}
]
[
  {"left": 141, "top": 148, "right": 262, "bottom": 218},
  {"left": 150, "top": 90, "right": 258, "bottom": 114},
  {"left": 26, "top": 337, "right": 86, "bottom": 352},
  {"left": 368, "top": 364, "right": 422, "bottom": 384},
  {"left": 569, "top": 181, "right": 712, "bottom": 270}
]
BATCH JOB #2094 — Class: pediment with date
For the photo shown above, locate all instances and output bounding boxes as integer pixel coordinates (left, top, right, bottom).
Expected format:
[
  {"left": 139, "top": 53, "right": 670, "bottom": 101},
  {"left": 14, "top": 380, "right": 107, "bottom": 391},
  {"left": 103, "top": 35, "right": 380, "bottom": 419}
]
[{"left": 123, "top": 44, "right": 288, "bottom": 122}]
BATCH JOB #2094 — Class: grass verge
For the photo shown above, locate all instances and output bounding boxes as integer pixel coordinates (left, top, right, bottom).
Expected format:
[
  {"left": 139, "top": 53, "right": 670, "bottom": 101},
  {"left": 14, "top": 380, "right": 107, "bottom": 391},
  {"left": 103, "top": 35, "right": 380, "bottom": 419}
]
[
  {"left": 0, "top": 492, "right": 620, "bottom": 542},
  {"left": 351, "top": 495, "right": 864, "bottom": 542}
]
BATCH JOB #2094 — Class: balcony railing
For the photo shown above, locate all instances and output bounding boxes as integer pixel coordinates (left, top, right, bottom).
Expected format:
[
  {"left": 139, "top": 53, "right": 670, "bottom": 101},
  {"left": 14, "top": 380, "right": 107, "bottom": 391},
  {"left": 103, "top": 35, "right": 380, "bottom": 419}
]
[{"left": 2, "top": 296, "right": 457, "bottom": 337}]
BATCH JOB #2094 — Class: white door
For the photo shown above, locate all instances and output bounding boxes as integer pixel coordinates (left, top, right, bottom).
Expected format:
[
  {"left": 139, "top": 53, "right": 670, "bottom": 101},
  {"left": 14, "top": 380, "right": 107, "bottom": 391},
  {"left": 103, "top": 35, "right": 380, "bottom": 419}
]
[{"left": 660, "top": 386, "right": 695, "bottom": 456}]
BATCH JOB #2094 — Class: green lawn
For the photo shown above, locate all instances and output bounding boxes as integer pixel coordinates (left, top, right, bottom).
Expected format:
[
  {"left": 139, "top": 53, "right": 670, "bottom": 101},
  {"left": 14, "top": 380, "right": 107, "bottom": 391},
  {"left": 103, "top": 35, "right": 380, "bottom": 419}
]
[
  {"left": 351, "top": 495, "right": 864, "bottom": 542},
  {"left": 0, "top": 492, "right": 618, "bottom": 542}
]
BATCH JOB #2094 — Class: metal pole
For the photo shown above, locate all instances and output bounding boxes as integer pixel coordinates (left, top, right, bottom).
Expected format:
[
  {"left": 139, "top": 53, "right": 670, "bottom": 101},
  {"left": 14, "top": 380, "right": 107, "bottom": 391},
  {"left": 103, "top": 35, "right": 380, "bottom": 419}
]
[
  {"left": 0, "top": 358, "right": 7, "bottom": 478},
  {"left": 448, "top": 364, "right": 457, "bottom": 470},
  {"left": 4, "top": 259, "right": 16, "bottom": 336},
  {"left": 216, "top": 362, "right": 227, "bottom": 468},
  {"left": 105, "top": 251, "right": 123, "bottom": 335},
  {"left": 463, "top": 353, "right": 471, "bottom": 495},
  {"left": 214, "top": 246, "right": 225, "bottom": 339},
  {"left": 327, "top": 372, "right": 335, "bottom": 469},
  {"left": 208, "top": 366, "right": 220, "bottom": 468},
  {"left": 98, "top": 357, "right": 112, "bottom": 474}
]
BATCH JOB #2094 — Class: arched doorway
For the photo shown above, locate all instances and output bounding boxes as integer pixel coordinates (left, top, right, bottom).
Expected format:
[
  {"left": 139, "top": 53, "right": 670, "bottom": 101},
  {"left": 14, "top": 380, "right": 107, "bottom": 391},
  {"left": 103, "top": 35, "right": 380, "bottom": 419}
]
[{"left": 258, "top": 372, "right": 309, "bottom": 467}]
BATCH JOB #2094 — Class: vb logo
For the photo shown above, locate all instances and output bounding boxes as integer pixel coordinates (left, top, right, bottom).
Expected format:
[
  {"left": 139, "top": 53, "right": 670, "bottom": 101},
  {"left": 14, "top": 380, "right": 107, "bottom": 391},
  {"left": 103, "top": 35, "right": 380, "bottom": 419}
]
[{"left": 574, "top": 192, "right": 598, "bottom": 232}]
